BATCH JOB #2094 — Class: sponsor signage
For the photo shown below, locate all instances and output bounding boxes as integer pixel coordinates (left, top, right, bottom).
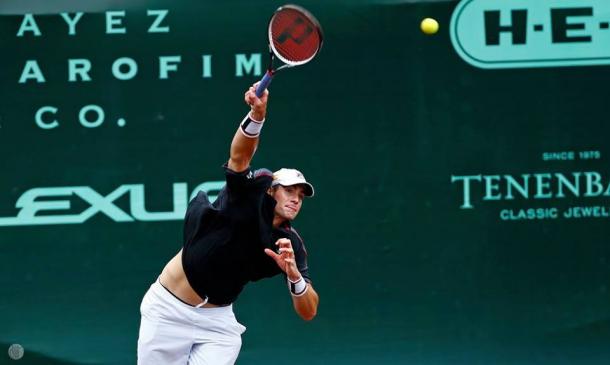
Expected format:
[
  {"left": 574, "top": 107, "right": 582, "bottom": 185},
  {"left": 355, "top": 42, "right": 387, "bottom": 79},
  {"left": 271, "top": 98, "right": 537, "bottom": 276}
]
[{"left": 451, "top": 0, "right": 610, "bottom": 68}]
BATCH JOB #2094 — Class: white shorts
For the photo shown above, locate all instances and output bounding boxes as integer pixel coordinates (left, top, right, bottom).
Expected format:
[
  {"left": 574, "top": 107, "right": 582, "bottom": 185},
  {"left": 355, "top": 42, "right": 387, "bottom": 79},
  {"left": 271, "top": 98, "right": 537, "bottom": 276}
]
[{"left": 137, "top": 279, "right": 246, "bottom": 365}]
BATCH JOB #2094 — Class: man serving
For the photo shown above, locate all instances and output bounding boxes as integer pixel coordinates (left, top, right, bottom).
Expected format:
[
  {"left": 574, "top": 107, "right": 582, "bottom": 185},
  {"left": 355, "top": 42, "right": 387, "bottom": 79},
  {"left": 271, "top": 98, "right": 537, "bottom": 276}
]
[{"left": 137, "top": 84, "right": 319, "bottom": 365}]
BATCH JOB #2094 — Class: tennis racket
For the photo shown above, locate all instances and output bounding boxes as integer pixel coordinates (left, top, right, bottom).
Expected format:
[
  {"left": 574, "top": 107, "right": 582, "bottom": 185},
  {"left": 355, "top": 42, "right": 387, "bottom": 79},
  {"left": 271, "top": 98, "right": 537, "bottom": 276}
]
[{"left": 255, "top": 4, "right": 323, "bottom": 97}]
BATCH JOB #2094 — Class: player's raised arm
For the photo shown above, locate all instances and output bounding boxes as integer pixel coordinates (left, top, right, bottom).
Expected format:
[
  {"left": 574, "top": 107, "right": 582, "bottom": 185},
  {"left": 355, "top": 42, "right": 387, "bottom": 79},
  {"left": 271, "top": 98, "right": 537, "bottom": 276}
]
[{"left": 227, "top": 85, "right": 269, "bottom": 173}]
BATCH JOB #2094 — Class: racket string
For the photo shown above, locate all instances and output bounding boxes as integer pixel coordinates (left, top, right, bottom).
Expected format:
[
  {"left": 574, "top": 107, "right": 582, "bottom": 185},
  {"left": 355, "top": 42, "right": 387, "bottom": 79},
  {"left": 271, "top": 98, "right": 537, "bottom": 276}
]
[{"left": 270, "top": 8, "right": 320, "bottom": 64}]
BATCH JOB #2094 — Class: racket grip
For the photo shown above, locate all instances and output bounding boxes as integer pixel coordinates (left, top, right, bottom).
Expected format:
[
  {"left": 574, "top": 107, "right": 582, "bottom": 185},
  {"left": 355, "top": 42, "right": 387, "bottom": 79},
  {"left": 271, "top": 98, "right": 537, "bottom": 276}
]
[{"left": 255, "top": 71, "right": 274, "bottom": 98}]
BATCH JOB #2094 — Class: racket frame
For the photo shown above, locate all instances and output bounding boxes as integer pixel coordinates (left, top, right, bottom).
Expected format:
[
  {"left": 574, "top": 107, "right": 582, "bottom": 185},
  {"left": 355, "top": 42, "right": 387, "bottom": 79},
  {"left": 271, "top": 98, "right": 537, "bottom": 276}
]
[
  {"left": 255, "top": 4, "right": 323, "bottom": 97},
  {"left": 267, "top": 4, "right": 323, "bottom": 67}
]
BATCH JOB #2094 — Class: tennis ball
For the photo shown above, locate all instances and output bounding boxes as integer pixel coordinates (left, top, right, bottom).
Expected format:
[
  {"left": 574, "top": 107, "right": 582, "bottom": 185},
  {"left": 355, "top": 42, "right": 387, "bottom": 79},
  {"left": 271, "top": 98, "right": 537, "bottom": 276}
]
[{"left": 420, "top": 18, "right": 439, "bottom": 35}]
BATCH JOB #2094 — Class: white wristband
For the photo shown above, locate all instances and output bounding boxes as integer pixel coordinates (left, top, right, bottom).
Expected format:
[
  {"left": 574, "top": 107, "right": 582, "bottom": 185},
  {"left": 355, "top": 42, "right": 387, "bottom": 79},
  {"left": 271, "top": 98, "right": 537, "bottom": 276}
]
[
  {"left": 239, "top": 112, "right": 264, "bottom": 138},
  {"left": 287, "top": 276, "right": 308, "bottom": 296}
]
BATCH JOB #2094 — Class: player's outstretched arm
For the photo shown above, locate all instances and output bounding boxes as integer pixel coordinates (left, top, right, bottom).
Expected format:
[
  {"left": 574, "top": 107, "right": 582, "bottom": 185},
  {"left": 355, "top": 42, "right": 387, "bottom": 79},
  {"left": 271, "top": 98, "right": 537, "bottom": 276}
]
[
  {"left": 290, "top": 283, "right": 319, "bottom": 321},
  {"left": 265, "top": 238, "right": 319, "bottom": 321},
  {"left": 227, "top": 85, "right": 269, "bottom": 173}
]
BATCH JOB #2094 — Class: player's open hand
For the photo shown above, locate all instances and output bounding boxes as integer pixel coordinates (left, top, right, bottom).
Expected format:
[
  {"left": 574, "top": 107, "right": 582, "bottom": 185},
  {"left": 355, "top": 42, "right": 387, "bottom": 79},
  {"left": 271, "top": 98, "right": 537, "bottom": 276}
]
[
  {"left": 244, "top": 82, "right": 268, "bottom": 121},
  {"left": 264, "top": 238, "right": 301, "bottom": 281}
]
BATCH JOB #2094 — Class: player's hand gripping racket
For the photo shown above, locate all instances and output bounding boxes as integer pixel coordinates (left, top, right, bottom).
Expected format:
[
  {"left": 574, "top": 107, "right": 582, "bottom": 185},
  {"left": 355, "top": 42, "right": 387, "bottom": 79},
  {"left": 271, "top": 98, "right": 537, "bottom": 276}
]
[{"left": 255, "top": 4, "right": 323, "bottom": 97}]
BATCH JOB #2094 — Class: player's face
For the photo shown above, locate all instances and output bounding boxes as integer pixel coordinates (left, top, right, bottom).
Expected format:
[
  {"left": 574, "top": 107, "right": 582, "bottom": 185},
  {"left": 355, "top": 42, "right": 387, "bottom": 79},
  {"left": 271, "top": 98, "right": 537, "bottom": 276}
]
[{"left": 270, "top": 185, "right": 305, "bottom": 221}]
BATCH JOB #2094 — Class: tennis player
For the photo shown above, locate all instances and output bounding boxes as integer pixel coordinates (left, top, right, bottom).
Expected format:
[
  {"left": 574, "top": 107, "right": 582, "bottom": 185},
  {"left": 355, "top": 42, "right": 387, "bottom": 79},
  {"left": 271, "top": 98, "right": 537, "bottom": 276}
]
[{"left": 137, "top": 84, "right": 319, "bottom": 365}]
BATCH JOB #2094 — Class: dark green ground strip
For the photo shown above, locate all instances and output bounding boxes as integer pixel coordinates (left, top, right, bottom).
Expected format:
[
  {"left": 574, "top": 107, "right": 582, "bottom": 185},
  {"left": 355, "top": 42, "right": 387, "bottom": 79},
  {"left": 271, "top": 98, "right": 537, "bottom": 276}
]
[{"left": 0, "top": 343, "right": 93, "bottom": 365}]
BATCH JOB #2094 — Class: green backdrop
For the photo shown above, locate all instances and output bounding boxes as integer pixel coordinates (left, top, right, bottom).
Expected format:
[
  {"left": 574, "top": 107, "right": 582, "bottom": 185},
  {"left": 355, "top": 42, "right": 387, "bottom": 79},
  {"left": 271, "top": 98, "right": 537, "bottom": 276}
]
[{"left": 1, "top": 0, "right": 609, "bottom": 364}]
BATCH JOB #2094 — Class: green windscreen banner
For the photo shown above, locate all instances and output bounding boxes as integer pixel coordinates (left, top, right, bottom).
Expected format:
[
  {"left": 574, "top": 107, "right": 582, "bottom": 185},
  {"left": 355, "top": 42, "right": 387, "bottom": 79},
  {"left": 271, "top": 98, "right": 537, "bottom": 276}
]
[{"left": 1, "top": 0, "right": 609, "bottom": 364}]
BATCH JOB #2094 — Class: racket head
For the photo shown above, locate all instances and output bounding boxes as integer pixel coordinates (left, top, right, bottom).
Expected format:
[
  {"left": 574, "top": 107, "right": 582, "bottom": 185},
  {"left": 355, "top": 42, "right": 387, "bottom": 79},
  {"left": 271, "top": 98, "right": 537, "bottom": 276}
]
[{"left": 267, "top": 4, "right": 323, "bottom": 66}]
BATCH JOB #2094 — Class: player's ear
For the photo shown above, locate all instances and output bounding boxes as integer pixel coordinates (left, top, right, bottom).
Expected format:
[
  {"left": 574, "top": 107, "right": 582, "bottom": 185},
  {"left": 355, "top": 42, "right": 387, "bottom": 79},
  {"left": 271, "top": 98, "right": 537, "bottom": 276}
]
[{"left": 267, "top": 187, "right": 274, "bottom": 196}]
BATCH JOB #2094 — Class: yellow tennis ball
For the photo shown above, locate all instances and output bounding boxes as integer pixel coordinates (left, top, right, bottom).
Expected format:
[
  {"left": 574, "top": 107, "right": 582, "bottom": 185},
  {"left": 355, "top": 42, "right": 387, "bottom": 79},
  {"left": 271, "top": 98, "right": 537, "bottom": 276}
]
[{"left": 421, "top": 18, "right": 439, "bottom": 35}]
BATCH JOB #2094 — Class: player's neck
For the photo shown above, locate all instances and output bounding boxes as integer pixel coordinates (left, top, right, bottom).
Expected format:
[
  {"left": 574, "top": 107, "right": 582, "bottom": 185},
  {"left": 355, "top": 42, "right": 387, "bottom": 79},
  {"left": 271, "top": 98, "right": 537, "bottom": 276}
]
[{"left": 272, "top": 215, "right": 287, "bottom": 228}]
